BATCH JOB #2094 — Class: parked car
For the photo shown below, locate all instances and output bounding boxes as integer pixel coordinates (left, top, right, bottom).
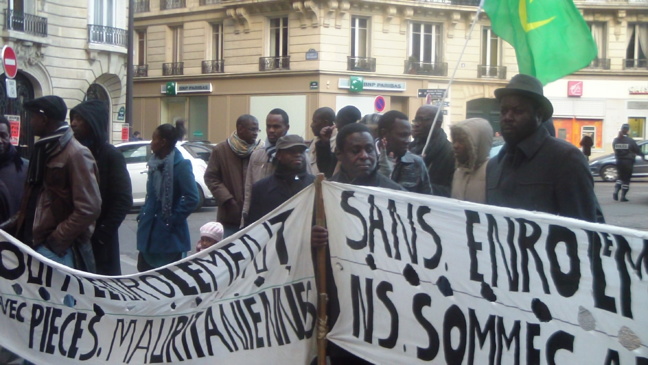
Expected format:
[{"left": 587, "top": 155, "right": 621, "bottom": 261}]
[
  {"left": 115, "top": 140, "right": 216, "bottom": 209},
  {"left": 589, "top": 140, "right": 648, "bottom": 182}
]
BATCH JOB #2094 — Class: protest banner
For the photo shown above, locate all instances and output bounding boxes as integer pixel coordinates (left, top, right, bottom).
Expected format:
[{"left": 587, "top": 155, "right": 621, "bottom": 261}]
[
  {"left": 0, "top": 187, "right": 317, "bottom": 364},
  {"left": 323, "top": 181, "right": 648, "bottom": 364}
]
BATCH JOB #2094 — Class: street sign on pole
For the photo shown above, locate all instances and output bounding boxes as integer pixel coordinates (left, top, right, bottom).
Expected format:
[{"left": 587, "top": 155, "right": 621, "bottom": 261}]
[{"left": 1, "top": 46, "right": 18, "bottom": 79}]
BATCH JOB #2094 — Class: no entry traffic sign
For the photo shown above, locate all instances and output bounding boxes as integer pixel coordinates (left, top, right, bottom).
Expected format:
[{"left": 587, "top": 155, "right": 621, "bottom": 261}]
[{"left": 2, "top": 46, "right": 18, "bottom": 79}]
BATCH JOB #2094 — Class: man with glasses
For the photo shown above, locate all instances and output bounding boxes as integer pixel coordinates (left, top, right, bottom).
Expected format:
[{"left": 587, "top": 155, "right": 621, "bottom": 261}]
[
  {"left": 205, "top": 114, "right": 262, "bottom": 237},
  {"left": 408, "top": 105, "right": 455, "bottom": 197}
]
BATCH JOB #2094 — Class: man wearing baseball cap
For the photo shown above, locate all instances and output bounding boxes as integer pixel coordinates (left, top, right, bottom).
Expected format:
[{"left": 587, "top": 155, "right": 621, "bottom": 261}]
[
  {"left": 245, "top": 134, "right": 315, "bottom": 226},
  {"left": 6, "top": 95, "right": 101, "bottom": 271},
  {"left": 486, "top": 74, "right": 602, "bottom": 223}
]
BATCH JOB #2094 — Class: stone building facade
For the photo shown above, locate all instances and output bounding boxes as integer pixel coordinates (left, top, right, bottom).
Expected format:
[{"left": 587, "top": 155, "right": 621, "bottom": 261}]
[{"left": 1, "top": 0, "right": 129, "bottom": 152}]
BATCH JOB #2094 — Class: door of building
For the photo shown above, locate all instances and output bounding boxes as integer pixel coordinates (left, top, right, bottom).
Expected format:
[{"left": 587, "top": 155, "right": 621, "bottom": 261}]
[{"left": 0, "top": 72, "right": 35, "bottom": 157}]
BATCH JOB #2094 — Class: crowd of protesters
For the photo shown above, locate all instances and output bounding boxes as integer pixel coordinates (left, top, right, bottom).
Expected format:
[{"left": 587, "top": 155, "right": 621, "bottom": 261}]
[
  {"left": 0, "top": 74, "right": 612, "bottom": 275},
  {"left": 0, "top": 74, "right": 624, "bottom": 364}
]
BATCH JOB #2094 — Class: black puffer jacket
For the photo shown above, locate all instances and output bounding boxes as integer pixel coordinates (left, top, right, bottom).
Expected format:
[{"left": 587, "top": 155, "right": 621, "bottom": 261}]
[{"left": 70, "top": 100, "right": 132, "bottom": 275}]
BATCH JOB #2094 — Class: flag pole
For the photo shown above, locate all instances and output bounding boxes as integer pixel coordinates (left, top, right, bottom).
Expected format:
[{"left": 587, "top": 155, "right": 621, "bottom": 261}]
[
  {"left": 422, "top": 0, "right": 486, "bottom": 157},
  {"left": 314, "top": 174, "right": 328, "bottom": 365}
]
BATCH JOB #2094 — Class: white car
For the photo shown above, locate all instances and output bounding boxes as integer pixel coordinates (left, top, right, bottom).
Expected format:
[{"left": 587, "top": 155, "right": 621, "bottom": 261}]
[{"left": 115, "top": 140, "right": 215, "bottom": 209}]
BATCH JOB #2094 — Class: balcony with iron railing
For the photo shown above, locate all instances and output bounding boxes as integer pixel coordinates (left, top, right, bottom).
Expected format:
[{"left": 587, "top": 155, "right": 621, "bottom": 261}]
[
  {"left": 161, "top": 0, "right": 186, "bottom": 10},
  {"left": 134, "top": 65, "right": 148, "bottom": 77},
  {"left": 88, "top": 25, "right": 127, "bottom": 47},
  {"left": 586, "top": 58, "right": 611, "bottom": 70},
  {"left": 477, "top": 65, "right": 507, "bottom": 79},
  {"left": 259, "top": 56, "right": 290, "bottom": 71},
  {"left": 163, "top": 62, "right": 183, "bottom": 75},
  {"left": 404, "top": 60, "right": 448, "bottom": 76},
  {"left": 4, "top": 9, "right": 47, "bottom": 37},
  {"left": 202, "top": 60, "right": 224, "bottom": 74},
  {"left": 134, "top": 0, "right": 150, "bottom": 12},
  {"left": 348, "top": 56, "right": 376, "bottom": 72},
  {"left": 623, "top": 58, "right": 648, "bottom": 69}
]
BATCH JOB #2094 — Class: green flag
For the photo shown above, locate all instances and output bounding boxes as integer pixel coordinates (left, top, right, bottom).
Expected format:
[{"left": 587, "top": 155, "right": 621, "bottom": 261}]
[{"left": 484, "top": 0, "right": 597, "bottom": 85}]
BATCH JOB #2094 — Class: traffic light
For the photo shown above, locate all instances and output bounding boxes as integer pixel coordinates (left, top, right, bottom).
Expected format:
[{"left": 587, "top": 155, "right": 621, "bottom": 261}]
[{"left": 165, "top": 82, "right": 177, "bottom": 96}]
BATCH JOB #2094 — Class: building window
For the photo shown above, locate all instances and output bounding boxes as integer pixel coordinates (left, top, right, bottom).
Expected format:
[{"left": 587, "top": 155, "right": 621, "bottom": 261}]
[
  {"left": 269, "top": 17, "right": 288, "bottom": 57},
  {"left": 581, "top": 126, "right": 596, "bottom": 148},
  {"left": 626, "top": 23, "right": 648, "bottom": 68},
  {"left": 211, "top": 23, "right": 223, "bottom": 60},
  {"left": 93, "top": 0, "right": 115, "bottom": 27},
  {"left": 587, "top": 22, "right": 609, "bottom": 69},
  {"left": 628, "top": 117, "right": 645, "bottom": 139},
  {"left": 172, "top": 26, "right": 183, "bottom": 63},
  {"left": 409, "top": 22, "right": 441, "bottom": 64},
  {"left": 478, "top": 26, "right": 505, "bottom": 78},
  {"left": 351, "top": 17, "right": 370, "bottom": 58},
  {"left": 136, "top": 30, "right": 146, "bottom": 65}
]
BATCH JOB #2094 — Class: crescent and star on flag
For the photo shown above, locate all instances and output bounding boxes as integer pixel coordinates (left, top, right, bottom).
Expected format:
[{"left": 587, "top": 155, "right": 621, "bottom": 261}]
[{"left": 519, "top": 0, "right": 556, "bottom": 32}]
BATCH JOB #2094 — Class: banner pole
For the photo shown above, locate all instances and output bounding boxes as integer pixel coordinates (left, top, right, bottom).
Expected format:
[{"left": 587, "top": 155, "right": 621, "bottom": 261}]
[{"left": 314, "top": 174, "right": 328, "bottom": 365}]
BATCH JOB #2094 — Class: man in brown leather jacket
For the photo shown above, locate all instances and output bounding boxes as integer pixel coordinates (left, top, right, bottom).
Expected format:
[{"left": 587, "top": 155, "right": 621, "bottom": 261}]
[{"left": 8, "top": 95, "right": 101, "bottom": 271}]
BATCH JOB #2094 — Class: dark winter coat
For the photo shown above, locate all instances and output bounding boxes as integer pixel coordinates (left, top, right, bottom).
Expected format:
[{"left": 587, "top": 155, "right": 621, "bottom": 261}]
[
  {"left": 137, "top": 149, "right": 198, "bottom": 255},
  {"left": 71, "top": 100, "right": 132, "bottom": 275},
  {"left": 486, "top": 127, "right": 600, "bottom": 223},
  {"left": 246, "top": 168, "right": 315, "bottom": 226},
  {"left": 409, "top": 128, "right": 455, "bottom": 197}
]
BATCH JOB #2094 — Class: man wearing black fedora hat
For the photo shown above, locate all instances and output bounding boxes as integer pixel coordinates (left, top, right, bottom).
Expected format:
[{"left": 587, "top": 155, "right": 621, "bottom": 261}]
[{"left": 486, "top": 74, "right": 602, "bottom": 223}]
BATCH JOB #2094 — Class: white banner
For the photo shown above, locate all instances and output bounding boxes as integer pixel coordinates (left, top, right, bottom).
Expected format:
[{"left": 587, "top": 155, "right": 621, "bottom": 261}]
[
  {"left": 324, "top": 181, "right": 648, "bottom": 364},
  {"left": 0, "top": 187, "right": 317, "bottom": 364}
]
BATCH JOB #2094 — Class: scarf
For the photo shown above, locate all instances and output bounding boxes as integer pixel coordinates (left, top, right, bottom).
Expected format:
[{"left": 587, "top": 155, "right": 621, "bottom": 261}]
[
  {"left": 227, "top": 132, "right": 260, "bottom": 158},
  {"left": 148, "top": 149, "right": 175, "bottom": 222},
  {"left": 0, "top": 143, "right": 24, "bottom": 172},
  {"left": 265, "top": 139, "right": 278, "bottom": 163},
  {"left": 27, "top": 125, "right": 69, "bottom": 186}
]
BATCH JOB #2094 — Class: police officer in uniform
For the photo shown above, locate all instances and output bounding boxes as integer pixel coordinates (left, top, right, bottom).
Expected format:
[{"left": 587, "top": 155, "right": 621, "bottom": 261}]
[{"left": 613, "top": 124, "right": 646, "bottom": 202}]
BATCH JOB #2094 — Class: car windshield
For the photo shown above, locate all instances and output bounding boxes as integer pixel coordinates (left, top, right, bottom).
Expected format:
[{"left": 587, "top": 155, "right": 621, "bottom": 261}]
[{"left": 182, "top": 143, "right": 212, "bottom": 162}]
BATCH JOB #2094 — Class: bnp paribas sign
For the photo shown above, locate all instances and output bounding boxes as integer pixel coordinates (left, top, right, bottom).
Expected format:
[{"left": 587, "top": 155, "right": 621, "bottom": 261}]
[{"left": 338, "top": 78, "right": 406, "bottom": 92}]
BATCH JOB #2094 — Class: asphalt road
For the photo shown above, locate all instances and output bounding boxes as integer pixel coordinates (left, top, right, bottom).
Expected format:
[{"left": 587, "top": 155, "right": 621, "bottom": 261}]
[{"left": 117, "top": 180, "right": 647, "bottom": 275}]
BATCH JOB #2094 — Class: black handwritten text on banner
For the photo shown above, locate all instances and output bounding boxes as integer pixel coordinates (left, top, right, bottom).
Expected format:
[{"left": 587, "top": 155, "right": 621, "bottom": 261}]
[
  {"left": 323, "top": 181, "right": 648, "bottom": 365},
  {"left": 0, "top": 187, "right": 317, "bottom": 364}
]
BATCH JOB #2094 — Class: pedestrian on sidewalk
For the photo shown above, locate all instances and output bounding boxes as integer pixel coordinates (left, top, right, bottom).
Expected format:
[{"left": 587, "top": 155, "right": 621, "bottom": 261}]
[{"left": 613, "top": 124, "right": 646, "bottom": 202}]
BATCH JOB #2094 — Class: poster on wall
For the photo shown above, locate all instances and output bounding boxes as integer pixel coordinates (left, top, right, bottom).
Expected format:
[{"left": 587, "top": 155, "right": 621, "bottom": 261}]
[{"left": 5, "top": 114, "right": 20, "bottom": 146}]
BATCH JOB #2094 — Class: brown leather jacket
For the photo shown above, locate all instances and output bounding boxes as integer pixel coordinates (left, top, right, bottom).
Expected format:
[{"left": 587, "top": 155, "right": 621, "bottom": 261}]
[{"left": 21, "top": 128, "right": 101, "bottom": 255}]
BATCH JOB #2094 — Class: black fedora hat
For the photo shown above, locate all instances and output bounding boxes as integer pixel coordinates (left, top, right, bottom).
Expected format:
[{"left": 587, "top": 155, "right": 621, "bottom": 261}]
[{"left": 494, "top": 74, "right": 553, "bottom": 121}]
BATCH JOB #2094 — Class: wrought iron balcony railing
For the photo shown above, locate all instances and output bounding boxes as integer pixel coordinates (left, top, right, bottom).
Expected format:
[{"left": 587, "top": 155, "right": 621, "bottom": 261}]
[
  {"left": 88, "top": 25, "right": 127, "bottom": 47},
  {"left": 4, "top": 9, "right": 47, "bottom": 37},
  {"left": 163, "top": 62, "right": 184, "bottom": 75},
  {"left": 134, "top": 65, "right": 148, "bottom": 77},
  {"left": 348, "top": 56, "right": 376, "bottom": 72},
  {"left": 134, "top": 0, "right": 150, "bottom": 12},
  {"left": 200, "top": 0, "right": 222, "bottom": 4},
  {"left": 404, "top": 60, "right": 448, "bottom": 76},
  {"left": 161, "top": 0, "right": 186, "bottom": 10},
  {"left": 587, "top": 58, "right": 611, "bottom": 70},
  {"left": 259, "top": 56, "right": 290, "bottom": 71},
  {"left": 202, "top": 60, "right": 224, "bottom": 73},
  {"left": 477, "top": 65, "right": 507, "bottom": 79},
  {"left": 623, "top": 58, "right": 648, "bottom": 69}
]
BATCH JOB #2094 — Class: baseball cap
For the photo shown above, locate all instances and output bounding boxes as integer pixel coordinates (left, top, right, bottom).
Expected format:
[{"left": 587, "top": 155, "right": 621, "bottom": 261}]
[
  {"left": 23, "top": 95, "right": 68, "bottom": 121},
  {"left": 276, "top": 135, "right": 308, "bottom": 150}
]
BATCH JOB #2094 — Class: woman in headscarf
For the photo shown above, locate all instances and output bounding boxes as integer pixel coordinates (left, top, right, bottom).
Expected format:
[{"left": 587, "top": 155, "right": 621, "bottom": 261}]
[{"left": 136, "top": 124, "right": 199, "bottom": 271}]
